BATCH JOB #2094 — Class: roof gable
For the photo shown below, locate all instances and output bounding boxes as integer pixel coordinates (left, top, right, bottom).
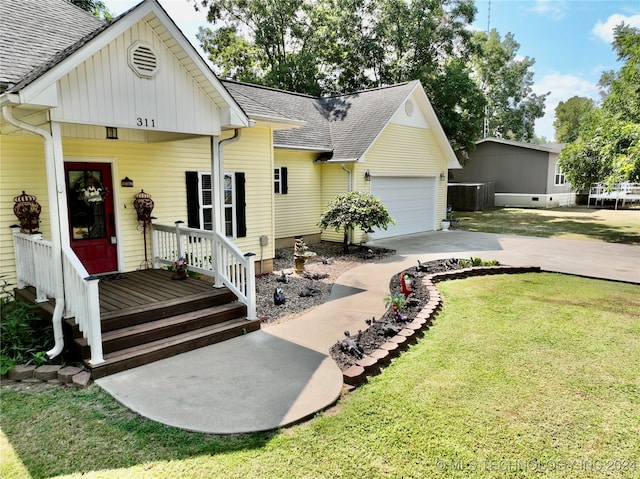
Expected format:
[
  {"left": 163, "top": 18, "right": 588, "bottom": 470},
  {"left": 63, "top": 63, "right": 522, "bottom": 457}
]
[
  {"left": 226, "top": 79, "right": 458, "bottom": 167},
  {"left": 1, "top": 0, "right": 248, "bottom": 130}
]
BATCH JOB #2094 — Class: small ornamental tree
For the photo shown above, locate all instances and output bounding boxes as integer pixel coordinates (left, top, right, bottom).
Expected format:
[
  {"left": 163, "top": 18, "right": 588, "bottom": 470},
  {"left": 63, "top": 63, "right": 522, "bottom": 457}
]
[{"left": 318, "top": 191, "right": 394, "bottom": 252}]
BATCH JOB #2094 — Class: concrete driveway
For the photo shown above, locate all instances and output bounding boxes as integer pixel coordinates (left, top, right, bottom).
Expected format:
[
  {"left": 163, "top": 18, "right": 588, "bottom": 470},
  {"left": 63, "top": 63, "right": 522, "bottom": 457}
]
[
  {"left": 367, "top": 230, "right": 640, "bottom": 284},
  {"left": 98, "top": 231, "right": 639, "bottom": 434}
]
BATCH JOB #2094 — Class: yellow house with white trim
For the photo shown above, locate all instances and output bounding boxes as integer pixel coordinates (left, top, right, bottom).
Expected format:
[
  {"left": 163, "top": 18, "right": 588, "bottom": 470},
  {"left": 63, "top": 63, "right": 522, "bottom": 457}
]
[
  {"left": 223, "top": 80, "right": 460, "bottom": 248},
  {"left": 0, "top": 0, "right": 276, "bottom": 372},
  {"left": 0, "top": 0, "right": 458, "bottom": 375}
]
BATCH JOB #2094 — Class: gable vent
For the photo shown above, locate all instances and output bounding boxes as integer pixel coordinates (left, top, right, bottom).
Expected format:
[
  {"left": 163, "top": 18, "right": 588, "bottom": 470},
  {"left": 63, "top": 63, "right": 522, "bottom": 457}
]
[{"left": 128, "top": 41, "right": 159, "bottom": 78}]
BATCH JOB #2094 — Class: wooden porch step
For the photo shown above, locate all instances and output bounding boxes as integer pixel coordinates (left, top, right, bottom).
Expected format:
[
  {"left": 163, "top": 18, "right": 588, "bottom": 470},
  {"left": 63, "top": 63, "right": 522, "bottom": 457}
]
[
  {"left": 76, "top": 302, "right": 248, "bottom": 356},
  {"left": 89, "top": 318, "right": 261, "bottom": 379},
  {"left": 99, "top": 289, "right": 238, "bottom": 333}
]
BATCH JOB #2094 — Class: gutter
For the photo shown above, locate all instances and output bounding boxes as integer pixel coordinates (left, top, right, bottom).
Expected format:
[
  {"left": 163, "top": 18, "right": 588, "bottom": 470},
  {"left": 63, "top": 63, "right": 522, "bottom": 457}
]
[
  {"left": 2, "top": 105, "right": 65, "bottom": 359},
  {"left": 341, "top": 163, "right": 352, "bottom": 192}
]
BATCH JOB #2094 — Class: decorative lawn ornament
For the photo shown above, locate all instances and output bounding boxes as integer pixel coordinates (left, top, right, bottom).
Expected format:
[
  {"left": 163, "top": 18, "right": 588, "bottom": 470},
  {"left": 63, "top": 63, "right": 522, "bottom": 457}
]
[
  {"left": 400, "top": 273, "right": 413, "bottom": 298},
  {"left": 274, "top": 287, "right": 286, "bottom": 305},
  {"left": 13, "top": 191, "right": 41, "bottom": 233}
]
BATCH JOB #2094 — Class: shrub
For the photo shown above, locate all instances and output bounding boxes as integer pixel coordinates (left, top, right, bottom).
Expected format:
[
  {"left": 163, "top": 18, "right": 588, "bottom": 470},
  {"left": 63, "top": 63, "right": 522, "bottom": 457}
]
[
  {"left": 0, "top": 279, "right": 53, "bottom": 374},
  {"left": 318, "top": 191, "right": 394, "bottom": 252}
]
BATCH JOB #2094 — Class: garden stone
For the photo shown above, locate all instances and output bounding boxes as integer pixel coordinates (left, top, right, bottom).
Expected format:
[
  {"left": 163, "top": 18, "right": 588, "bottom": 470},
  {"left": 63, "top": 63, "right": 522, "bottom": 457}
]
[{"left": 8, "top": 365, "right": 36, "bottom": 380}]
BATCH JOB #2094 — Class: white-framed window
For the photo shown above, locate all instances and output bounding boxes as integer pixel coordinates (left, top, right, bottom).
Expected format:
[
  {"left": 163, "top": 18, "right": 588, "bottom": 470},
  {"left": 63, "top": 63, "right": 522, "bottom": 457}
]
[
  {"left": 223, "top": 173, "right": 235, "bottom": 237},
  {"left": 274, "top": 166, "right": 288, "bottom": 194},
  {"left": 186, "top": 171, "right": 246, "bottom": 238},
  {"left": 554, "top": 162, "right": 566, "bottom": 185},
  {"left": 199, "top": 172, "right": 213, "bottom": 230}
]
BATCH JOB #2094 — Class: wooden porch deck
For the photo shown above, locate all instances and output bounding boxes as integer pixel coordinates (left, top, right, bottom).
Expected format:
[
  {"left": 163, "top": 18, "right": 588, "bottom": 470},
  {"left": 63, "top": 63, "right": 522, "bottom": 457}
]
[
  {"left": 98, "top": 269, "right": 227, "bottom": 317},
  {"left": 17, "top": 269, "right": 261, "bottom": 379}
]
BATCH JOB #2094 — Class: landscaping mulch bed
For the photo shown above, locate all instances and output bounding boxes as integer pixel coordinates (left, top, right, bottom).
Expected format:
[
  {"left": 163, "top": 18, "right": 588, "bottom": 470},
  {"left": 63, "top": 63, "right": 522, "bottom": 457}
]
[
  {"left": 256, "top": 242, "right": 394, "bottom": 325},
  {"left": 329, "top": 258, "right": 465, "bottom": 370}
]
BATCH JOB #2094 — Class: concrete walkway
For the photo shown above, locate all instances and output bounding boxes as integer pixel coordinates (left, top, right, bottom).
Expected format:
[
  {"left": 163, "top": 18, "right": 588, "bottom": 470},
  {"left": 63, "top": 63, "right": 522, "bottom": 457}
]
[{"left": 96, "top": 231, "right": 640, "bottom": 434}]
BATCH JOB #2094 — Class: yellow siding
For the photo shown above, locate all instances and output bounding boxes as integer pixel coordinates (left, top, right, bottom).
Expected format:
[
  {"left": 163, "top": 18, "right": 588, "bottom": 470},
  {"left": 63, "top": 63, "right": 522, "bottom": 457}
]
[
  {"left": 274, "top": 149, "right": 323, "bottom": 239},
  {"left": 319, "top": 163, "right": 353, "bottom": 243},
  {"left": 224, "top": 126, "right": 275, "bottom": 260},
  {"left": 355, "top": 123, "right": 449, "bottom": 241},
  {"left": 1, "top": 125, "right": 275, "bottom": 286},
  {"left": 316, "top": 124, "right": 449, "bottom": 244},
  {"left": 1, "top": 135, "right": 50, "bottom": 286}
]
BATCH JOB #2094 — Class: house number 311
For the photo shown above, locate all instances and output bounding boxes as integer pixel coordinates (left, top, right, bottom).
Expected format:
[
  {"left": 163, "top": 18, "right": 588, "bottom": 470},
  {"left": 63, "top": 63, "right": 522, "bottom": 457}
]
[{"left": 136, "top": 117, "right": 156, "bottom": 127}]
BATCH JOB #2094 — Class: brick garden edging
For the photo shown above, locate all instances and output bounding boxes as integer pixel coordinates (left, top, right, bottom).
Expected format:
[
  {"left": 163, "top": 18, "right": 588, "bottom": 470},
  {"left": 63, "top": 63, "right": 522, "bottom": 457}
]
[
  {"left": 2, "top": 364, "right": 91, "bottom": 389},
  {"left": 342, "top": 265, "right": 541, "bottom": 388}
]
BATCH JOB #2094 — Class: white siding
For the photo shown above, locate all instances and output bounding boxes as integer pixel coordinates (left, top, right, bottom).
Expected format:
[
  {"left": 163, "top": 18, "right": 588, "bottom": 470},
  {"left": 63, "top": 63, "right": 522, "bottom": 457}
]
[{"left": 51, "top": 20, "right": 222, "bottom": 136}]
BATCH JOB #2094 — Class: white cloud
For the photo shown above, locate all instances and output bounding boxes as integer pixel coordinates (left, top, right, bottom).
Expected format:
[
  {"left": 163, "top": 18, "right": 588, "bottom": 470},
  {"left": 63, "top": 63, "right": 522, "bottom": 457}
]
[
  {"left": 533, "top": 73, "right": 600, "bottom": 141},
  {"left": 530, "top": 0, "right": 568, "bottom": 20},
  {"left": 592, "top": 13, "right": 640, "bottom": 44}
]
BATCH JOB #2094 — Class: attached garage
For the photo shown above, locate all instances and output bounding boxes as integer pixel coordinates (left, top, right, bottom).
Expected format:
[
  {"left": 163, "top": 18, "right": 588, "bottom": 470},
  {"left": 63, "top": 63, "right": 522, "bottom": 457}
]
[{"left": 370, "top": 176, "right": 437, "bottom": 239}]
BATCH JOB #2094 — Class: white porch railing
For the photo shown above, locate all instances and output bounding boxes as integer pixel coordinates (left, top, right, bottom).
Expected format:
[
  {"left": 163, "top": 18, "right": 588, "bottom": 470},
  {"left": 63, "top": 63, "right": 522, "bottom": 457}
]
[
  {"left": 151, "top": 221, "right": 257, "bottom": 319},
  {"left": 61, "top": 246, "right": 104, "bottom": 365},
  {"left": 11, "top": 228, "right": 104, "bottom": 365},
  {"left": 588, "top": 182, "right": 640, "bottom": 208},
  {"left": 11, "top": 229, "right": 55, "bottom": 302}
]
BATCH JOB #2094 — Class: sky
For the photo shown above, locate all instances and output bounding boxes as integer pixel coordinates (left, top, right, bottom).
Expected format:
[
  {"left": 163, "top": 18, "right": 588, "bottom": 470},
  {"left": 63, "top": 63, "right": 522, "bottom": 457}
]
[{"left": 105, "top": 0, "right": 640, "bottom": 142}]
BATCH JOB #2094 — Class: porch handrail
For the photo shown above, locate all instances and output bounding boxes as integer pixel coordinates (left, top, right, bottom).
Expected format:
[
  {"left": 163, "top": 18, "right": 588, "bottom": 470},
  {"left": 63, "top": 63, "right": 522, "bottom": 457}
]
[
  {"left": 61, "top": 246, "right": 104, "bottom": 365},
  {"left": 11, "top": 228, "right": 56, "bottom": 302},
  {"left": 150, "top": 222, "right": 257, "bottom": 319},
  {"left": 10, "top": 229, "right": 104, "bottom": 365}
]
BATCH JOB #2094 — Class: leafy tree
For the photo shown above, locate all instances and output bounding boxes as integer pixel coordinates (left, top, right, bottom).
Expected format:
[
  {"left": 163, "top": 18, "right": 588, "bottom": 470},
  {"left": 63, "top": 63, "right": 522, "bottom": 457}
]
[
  {"left": 196, "top": 0, "right": 333, "bottom": 95},
  {"left": 559, "top": 24, "right": 640, "bottom": 191},
  {"left": 194, "top": 0, "right": 485, "bottom": 151},
  {"left": 553, "top": 96, "right": 595, "bottom": 143},
  {"left": 70, "top": 0, "right": 112, "bottom": 21},
  {"left": 318, "top": 191, "right": 394, "bottom": 252},
  {"left": 472, "top": 29, "right": 548, "bottom": 141}
]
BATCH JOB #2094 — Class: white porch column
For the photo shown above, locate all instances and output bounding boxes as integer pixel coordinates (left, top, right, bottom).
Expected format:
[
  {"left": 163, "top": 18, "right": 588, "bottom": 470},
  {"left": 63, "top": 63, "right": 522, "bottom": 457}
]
[
  {"left": 50, "top": 122, "right": 70, "bottom": 247},
  {"left": 210, "top": 135, "right": 223, "bottom": 234},
  {"left": 211, "top": 135, "right": 224, "bottom": 287}
]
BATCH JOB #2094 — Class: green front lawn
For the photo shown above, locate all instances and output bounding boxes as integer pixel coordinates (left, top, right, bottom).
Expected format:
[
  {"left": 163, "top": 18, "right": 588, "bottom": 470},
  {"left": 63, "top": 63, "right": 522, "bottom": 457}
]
[
  {"left": 453, "top": 207, "right": 640, "bottom": 244},
  {"left": 2, "top": 274, "right": 639, "bottom": 478}
]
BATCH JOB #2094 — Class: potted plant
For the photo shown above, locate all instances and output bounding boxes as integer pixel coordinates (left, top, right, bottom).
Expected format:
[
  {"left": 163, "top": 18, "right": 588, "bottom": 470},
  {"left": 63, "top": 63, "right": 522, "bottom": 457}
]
[
  {"left": 384, "top": 291, "right": 407, "bottom": 320},
  {"left": 172, "top": 257, "right": 188, "bottom": 280}
]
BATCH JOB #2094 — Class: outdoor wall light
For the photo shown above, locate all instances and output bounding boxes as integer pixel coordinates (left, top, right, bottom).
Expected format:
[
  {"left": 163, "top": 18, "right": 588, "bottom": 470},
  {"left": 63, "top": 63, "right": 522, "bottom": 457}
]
[
  {"left": 439, "top": 171, "right": 446, "bottom": 181},
  {"left": 121, "top": 177, "right": 134, "bottom": 188},
  {"left": 106, "top": 127, "right": 118, "bottom": 139},
  {"left": 364, "top": 170, "right": 371, "bottom": 181}
]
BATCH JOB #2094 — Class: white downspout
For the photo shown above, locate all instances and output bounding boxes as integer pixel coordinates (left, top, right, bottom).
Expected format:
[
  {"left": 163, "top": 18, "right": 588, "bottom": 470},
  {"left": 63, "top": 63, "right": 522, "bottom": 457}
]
[
  {"left": 2, "top": 105, "right": 65, "bottom": 359},
  {"left": 341, "top": 163, "right": 353, "bottom": 244},
  {"left": 210, "top": 129, "right": 241, "bottom": 287},
  {"left": 211, "top": 129, "right": 241, "bottom": 232},
  {"left": 341, "top": 163, "right": 352, "bottom": 192}
]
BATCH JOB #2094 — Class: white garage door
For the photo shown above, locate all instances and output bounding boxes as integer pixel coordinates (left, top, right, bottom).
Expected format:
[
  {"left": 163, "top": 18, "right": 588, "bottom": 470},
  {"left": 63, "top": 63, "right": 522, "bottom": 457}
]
[{"left": 370, "top": 176, "right": 437, "bottom": 239}]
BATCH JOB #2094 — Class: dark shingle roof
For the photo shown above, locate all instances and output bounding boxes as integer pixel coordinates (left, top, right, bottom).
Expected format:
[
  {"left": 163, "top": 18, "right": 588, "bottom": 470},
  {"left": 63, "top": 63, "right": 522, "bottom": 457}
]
[
  {"left": 0, "top": 0, "right": 105, "bottom": 92},
  {"left": 223, "top": 80, "right": 418, "bottom": 161},
  {"left": 222, "top": 80, "right": 333, "bottom": 151},
  {"left": 477, "top": 137, "right": 564, "bottom": 154}
]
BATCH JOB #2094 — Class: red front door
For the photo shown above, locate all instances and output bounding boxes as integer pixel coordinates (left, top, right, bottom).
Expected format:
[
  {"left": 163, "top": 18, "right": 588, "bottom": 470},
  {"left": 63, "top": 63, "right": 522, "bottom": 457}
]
[{"left": 65, "top": 162, "right": 118, "bottom": 274}]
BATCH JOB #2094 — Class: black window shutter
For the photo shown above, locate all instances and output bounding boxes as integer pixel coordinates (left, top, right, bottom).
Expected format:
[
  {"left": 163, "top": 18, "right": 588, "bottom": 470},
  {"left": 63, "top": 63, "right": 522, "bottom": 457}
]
[
  {"left": 185, "top": 171, "right": 200, "bottom": 228},
  {"left": 235, "top": 172, "right": 247, "bottom": 237},
  {"left": 281, "top": 167, "right": 288, "bottom": 194}
]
